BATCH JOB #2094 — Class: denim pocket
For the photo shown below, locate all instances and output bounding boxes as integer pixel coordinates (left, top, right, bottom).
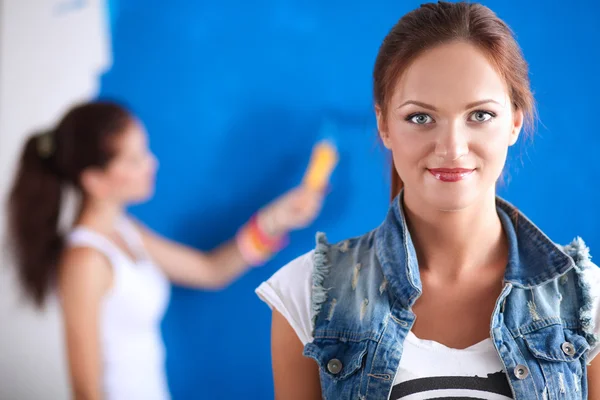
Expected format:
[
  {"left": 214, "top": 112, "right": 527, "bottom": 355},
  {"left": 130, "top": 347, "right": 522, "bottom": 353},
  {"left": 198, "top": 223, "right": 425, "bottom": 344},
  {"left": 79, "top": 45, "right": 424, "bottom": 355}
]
[
  {"left": 304, "top": 338, "right": 368, "bottom": 381},
  {"left": 522, "top": 324, "right": 589, "bottom": 399}
]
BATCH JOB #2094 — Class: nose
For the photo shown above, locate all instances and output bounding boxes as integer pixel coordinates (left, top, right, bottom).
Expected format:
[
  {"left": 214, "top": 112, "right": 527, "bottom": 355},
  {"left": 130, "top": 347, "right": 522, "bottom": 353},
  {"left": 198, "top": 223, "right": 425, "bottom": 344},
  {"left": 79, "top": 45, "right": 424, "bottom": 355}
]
[{"left": 434, "top": 121, "right": 469, "bottom": 161}]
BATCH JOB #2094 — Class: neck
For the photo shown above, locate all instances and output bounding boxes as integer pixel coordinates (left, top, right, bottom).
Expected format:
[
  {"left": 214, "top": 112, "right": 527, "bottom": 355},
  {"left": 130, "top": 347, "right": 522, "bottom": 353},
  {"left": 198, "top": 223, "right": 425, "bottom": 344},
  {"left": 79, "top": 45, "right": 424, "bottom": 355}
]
[
  {"left": 402, "top": 188, "right": 507, "bottom": 280},
  {"left": 76, "top": 197, "right": 124, "bottom": 234}
]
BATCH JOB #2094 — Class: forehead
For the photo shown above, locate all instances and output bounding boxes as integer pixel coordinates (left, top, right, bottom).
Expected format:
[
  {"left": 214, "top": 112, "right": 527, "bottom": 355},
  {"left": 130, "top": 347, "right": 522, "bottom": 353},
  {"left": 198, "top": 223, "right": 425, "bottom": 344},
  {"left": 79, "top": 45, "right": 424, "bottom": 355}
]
[{"left": 392, "top": 41, "right": 510, "bottom": 109}]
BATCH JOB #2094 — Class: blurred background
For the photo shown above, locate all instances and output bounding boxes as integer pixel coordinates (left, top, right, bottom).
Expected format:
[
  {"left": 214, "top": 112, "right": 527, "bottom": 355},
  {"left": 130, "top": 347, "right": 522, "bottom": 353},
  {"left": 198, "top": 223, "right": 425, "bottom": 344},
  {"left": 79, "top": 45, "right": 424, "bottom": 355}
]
[{"left": 0, "top": 0, "right": 598, "bottom": 399}]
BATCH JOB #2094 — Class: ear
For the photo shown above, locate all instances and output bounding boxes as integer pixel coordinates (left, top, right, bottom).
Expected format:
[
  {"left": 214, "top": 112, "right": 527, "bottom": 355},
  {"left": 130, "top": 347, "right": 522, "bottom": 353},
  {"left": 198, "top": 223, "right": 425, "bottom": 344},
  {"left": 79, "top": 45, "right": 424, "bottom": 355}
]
[
  {"left": 80, "top": 167, "right": 110, "bottom": 199},
  {"left": 509, "top": 108, "right": 524, "bottom": 146},
  {"left": 376, "top": 105, "right": 392, "bottom": 150}
]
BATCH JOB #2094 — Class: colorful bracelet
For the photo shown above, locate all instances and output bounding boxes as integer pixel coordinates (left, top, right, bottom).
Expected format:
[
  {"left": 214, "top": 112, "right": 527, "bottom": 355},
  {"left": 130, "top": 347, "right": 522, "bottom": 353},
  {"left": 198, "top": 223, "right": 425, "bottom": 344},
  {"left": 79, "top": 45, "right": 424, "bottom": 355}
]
[
  {"left": 249, "top": 214, "right": 283, "bottom": 249},
  {"left": 236, "top": 214, "right": 289, "bottom": 266},
  {"left": 236, "top": 225, "right": 268, "bottom": 266}
]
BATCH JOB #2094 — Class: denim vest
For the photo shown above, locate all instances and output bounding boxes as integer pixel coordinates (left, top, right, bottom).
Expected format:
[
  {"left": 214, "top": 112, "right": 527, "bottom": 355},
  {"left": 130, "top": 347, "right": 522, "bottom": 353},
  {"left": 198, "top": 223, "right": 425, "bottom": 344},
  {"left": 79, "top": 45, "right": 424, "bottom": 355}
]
[{"left": 303, "top": 195, "right": 598, "bottom": 400}]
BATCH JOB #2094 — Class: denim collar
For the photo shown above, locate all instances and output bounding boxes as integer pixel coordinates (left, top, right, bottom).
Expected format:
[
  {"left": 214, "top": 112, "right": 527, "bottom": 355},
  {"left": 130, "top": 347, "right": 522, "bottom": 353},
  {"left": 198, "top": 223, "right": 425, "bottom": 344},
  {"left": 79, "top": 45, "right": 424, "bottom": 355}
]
[{"left": 375, "top": 192, "right": 576, "bottom": 308}]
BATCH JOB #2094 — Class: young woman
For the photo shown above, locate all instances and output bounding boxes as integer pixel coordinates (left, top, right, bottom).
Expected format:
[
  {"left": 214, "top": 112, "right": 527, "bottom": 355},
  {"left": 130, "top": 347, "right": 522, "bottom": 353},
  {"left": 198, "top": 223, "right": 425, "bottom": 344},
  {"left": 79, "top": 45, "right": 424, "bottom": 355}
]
[
  {"left": 6, "top": 101, "right": 326, "bottom": 400},
  {"left": 257, "top": 2, "right": 600, "bottom": 399}
]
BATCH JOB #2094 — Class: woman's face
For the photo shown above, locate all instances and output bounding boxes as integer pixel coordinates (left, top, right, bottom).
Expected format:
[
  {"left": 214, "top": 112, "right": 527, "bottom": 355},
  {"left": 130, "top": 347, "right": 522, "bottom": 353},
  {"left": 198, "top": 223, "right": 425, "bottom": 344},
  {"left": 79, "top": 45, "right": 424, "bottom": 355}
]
[
  {"left": 106, "top": 120, "right": 158, "bottom": 203},
  {"left": 84, "top": 119, "right": 158, "bottom": 204},
  {"left": 377, "top": 41, "right": 524, "bottom": 212}
]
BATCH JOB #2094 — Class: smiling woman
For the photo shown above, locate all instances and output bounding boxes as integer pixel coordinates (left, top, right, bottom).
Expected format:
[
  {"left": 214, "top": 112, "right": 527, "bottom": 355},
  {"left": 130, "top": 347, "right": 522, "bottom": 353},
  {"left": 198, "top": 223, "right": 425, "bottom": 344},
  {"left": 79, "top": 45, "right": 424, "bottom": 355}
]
[{"left": 256, "top": 2, "right": 600, "bottom": 400}]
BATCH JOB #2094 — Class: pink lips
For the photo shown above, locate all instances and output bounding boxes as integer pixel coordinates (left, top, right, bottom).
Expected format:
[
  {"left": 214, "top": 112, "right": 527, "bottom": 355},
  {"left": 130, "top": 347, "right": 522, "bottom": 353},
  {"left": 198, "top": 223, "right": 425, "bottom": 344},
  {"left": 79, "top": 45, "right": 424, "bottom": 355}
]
[{"left": 428, "top": 168, "right": 475, "bottom": 182}]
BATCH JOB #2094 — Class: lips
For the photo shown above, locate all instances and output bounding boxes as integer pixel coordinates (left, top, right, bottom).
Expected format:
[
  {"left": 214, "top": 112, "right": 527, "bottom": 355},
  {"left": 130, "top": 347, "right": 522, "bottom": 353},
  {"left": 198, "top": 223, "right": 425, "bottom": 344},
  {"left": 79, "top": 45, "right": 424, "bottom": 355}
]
[{"left": 428, "top": 168, "right": 475, "bottom": 182}]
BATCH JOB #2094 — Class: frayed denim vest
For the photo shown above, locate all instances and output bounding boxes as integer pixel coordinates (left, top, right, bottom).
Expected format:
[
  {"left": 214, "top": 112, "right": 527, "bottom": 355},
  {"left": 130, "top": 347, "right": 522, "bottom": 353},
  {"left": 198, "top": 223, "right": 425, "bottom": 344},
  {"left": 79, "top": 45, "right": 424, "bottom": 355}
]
[{"left": 303, "top": 195, "right": 598, "bottom": 400}]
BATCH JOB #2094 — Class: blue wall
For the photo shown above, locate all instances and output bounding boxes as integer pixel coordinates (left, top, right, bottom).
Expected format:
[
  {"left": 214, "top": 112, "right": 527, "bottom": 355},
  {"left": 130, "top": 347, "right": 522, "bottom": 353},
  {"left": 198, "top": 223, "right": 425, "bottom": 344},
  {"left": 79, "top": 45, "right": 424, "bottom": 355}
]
[{"left": 99, "top": 1, "right": 599, "bottom": 398}]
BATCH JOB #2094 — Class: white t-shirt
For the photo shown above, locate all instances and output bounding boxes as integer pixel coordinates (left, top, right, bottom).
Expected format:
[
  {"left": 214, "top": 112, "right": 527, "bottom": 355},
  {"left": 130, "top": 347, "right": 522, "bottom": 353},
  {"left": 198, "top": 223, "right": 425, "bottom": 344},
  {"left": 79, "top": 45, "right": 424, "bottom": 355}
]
[{"left": 256, "top": 251, "right": 600, "bottom": 400}]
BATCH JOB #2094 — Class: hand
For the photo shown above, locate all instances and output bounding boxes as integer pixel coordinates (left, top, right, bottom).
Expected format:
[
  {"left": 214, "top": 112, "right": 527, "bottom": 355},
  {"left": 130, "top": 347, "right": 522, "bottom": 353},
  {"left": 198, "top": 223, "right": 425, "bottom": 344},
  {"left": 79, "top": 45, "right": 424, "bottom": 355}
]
[{"left": 258, "top": 186, "right": 325, "bottom": 237}]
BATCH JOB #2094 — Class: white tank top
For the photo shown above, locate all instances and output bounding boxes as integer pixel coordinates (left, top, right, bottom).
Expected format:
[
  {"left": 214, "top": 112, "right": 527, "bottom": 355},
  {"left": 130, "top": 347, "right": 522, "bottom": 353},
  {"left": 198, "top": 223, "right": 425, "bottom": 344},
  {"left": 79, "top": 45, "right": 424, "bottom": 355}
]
[{"left": 66, "top": 216, "right": 171, "bottom": 400}]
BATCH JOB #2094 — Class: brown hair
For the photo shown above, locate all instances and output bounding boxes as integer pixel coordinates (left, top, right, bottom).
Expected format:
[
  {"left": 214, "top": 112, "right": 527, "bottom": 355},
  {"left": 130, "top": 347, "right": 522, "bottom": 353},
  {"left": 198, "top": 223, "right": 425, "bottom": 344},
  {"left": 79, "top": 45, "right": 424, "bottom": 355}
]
[
  {"left": 6, "top": 101, "right": 132, "bottom": 307},
  {"left": 373, "top": 1, "right": 535, "bottom": 200}
]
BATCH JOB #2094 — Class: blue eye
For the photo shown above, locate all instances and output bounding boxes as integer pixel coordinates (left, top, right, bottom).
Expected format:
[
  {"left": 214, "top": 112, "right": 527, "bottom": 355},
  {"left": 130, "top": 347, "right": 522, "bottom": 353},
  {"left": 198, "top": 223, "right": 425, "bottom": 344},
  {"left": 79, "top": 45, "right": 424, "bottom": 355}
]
[
  {"left": 407, "top": 113, "right": 434, "bottom": 125},
  {"left": 469, "top": 111, "right": 495, "bottom": 123}
]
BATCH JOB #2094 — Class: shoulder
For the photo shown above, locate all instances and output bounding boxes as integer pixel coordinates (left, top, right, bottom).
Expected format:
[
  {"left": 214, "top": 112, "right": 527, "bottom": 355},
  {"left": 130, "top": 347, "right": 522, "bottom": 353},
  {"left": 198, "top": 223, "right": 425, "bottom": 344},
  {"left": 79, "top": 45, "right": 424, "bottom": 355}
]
[
  {"left": 256, "top": 230, "right": 382, "bottom": 345},
  {"left": 560, "top": 238, "right": 600, "bottom": 360},
  {"left": 61, "top": 246, "right": 112, "bottom": 275},
  {"left": 560, "top": 238, "right": 600, "bottom": 302},
  {"left": 315, "top": 230, "right": 377, "bottom": 253},
  {"left": 312, "top": 230, "right": 379, "bottom": 279},
  {"left": 256, "top": 250, "right": 315, "bottom": 345},
  {"left": 59, "top": 247, "right": 113, "bottom": 297},
  {"left": 583, "top": 261, "right": 600, "bottom": 361},
  {"left": 578, "top": 256, "right": 600, "bottom": 360}
]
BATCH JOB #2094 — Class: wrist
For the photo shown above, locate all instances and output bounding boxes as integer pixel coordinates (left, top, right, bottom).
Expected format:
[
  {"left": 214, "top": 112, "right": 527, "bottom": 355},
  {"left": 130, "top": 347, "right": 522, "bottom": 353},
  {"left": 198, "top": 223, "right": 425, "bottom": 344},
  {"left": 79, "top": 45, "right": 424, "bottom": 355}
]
[
  {"left": 235, "top": 212, "right": 289, "bottom": 267},
  {"left": 257, "top": 208, "right": 288, "bottom": 238}
]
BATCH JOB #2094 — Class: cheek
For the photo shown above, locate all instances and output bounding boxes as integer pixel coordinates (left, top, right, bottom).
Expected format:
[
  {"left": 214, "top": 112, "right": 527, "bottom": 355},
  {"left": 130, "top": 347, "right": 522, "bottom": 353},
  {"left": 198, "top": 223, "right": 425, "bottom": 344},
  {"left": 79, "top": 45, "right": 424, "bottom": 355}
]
[
  {"left": 471, "top": 124, "right": 512, "bottom": 165},
  {"left": 388, "top": 125, "right": 431, "bottom": 167},
  {"left": 110, "top": 165, "right": 153, "bottom": 191}
]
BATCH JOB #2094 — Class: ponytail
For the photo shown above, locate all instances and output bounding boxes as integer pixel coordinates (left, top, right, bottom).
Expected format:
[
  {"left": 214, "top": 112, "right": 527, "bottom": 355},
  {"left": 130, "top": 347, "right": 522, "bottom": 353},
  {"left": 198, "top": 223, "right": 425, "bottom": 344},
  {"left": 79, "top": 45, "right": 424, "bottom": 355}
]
[
  {"left": 6, "top": 101, "right": 134, "bottom": 307},
  {"left": 7, "top": 132, "right": 65, "bottom": 308}
]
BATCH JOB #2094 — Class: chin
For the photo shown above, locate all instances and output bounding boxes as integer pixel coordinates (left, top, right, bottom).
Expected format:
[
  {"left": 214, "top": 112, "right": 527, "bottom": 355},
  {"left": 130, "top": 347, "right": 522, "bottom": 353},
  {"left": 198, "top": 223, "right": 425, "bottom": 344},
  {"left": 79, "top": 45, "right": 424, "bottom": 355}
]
[
  {"left": 432, "top": 199, "right": 473, "bottom": 212},
  {"left": 422, "top": 185, "right": 482, "bottom": 212},
  {"left": 129, "top": 186, "right": 155, "bottom": 204}
]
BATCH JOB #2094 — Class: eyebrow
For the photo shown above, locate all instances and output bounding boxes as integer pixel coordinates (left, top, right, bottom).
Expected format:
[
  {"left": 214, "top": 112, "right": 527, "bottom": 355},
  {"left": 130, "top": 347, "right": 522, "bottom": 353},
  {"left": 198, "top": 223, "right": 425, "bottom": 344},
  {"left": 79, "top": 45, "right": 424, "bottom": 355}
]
[{"left": 397, "top": 99, "right": 503, "bottom": 111}]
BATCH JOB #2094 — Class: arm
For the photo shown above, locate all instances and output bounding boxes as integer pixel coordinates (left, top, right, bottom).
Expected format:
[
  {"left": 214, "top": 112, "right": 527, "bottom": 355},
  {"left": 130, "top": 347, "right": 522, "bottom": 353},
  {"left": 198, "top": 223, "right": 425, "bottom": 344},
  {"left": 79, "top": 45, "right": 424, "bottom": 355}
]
[
  {"left": 271, "top": 310, "right": 321, "bottom": 400},
  {"left": 138, "top": 186, "right": 324, "bottom": 290},
  {"left": 58, "top": 248, "right": 113, "bottom": 400},
  {"left": 589, "top": 360, "right": 600, "bottom": 400},
  {"left": 138, "top": 225, "right": 251, "bottom": 290}
]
